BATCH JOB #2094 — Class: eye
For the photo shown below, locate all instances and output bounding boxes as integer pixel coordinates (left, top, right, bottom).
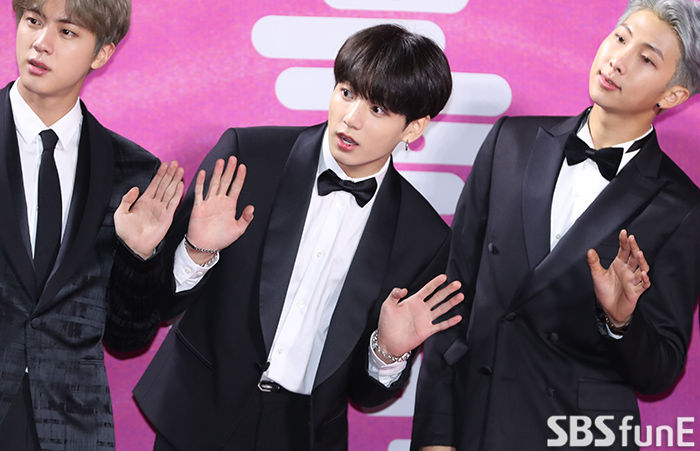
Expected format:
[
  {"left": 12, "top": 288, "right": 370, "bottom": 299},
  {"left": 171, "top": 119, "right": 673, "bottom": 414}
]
[
  {"left": 340, "top": 87, "right": 353, "bottom": 99},
  {"left": 371, "top": 105, "right": 385, "bottom": 115},
  {"left": 61, "top": 28, "right": 76, "bottom": 37},
  {"left": 26, "top": 16, "right": 41, "bottom": 26},
  {"left": 615, "top": 33, "right": 626, "bottom": 44},
  {"left": 641, "top": 55, "right": 655, "bottom": 67}
]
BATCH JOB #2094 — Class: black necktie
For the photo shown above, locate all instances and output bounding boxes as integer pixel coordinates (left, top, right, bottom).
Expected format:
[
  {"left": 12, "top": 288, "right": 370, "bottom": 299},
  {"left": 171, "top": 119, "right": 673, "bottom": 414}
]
[
  {"left": 564, "top": 134, "right": 624, "bottom": 181},
  {"left": 34, "top": 129, "right": 62, "bottom": 289},
  {"left": 317, "top": 169, "right": 377, "bottom": 207}
]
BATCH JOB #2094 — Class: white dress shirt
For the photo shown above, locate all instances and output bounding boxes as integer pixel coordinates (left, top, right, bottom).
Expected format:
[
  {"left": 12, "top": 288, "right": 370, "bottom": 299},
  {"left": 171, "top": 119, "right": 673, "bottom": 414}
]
[
  {"left": 10, "top": 80, "right": 82, "bottom": 374},
  {"left": 550, "top": 117, "right": 652, "bottom": 250},
  {"left": 10, "top": 80, "right": 82, "bottom": 255},
  {"left": 550, "top": 115, "right": 652, "bottom": 339},
  {"left": 173, "top": 127, "right": 406, "bottom": 393}
]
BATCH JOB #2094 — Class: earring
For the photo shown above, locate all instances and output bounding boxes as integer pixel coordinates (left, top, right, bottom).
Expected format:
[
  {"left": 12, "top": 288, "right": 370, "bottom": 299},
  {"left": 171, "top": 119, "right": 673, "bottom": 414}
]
[{"left": 404, "top": 141, "right": 409, "bottom": 151}]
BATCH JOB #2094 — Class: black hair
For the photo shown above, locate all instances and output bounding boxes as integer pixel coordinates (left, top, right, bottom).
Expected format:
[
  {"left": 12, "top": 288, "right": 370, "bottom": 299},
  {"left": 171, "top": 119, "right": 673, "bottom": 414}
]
[{"left": 333, "top": 24, "right": 452, "bottom": 123}]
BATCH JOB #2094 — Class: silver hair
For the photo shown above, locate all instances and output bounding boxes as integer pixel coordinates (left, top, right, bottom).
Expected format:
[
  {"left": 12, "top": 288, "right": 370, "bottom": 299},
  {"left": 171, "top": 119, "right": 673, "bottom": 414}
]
[{"left": 620, "top": 0, "right": 700, "bottom": 95}]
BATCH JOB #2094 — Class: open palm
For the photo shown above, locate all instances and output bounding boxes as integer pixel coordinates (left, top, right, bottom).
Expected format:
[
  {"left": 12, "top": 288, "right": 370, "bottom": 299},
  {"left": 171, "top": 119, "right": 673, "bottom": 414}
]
[
  {"left": 588, "top": 229, "right": 651, "bottom": 325},
  {"left": 114, "top": 161, "right": 184, "bottom": 259},
  {"left": 186, "top": 156, "right": 254, "bottom": 254},
  {"left": 377, "top": 274, "right": 464, "bottom": 359}
]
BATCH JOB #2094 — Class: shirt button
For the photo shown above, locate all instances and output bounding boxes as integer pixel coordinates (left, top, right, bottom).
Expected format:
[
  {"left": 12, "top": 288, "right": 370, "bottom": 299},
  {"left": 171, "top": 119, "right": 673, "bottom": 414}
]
[
  {"left": 185, "top": 268, "right": 192, "bottom": 274},
  {"left": 316, "top": 252, "right": 323, "bottom": 259},
  {"left": 298, "top": 303, "right": 306, "bottom": 310},
  {"left": 277, "top": 349, "right": 283, "bottom": 355},
  {"left": 195, "top": 271, "right": 203, "bottom": 276},
  {"left": 555, "top": 234, "right": 561, "bottom": 240}
]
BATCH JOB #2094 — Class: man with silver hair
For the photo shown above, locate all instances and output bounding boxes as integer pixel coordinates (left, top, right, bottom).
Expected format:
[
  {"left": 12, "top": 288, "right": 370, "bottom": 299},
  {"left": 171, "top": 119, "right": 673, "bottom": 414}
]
[{"left": 413, "top": 0, "right": 700, "bottom": 449}]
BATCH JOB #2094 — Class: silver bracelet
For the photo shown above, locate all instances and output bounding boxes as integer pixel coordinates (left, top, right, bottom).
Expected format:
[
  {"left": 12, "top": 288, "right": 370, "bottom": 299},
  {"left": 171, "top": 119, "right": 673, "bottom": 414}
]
[
  {"left": 371, "top": 329, "right": 411, "bottom": 363},
  {"left": 184, "top": 234, "right": 218, "bottom": 254}
]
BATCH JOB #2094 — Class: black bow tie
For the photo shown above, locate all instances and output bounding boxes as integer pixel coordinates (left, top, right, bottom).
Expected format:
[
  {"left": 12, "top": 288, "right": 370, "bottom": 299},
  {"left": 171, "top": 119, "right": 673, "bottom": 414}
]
[
  {"left": 317, "top": 169, "right": 377, "bottom": 207},
  {"left": 564, "top": 134, "right": 624, "bottom": 181}
]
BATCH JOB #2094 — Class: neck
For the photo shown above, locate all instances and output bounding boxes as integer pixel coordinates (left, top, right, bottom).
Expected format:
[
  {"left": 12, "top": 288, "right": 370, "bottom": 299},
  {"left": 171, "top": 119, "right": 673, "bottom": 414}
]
[
  {"left": 587, "top": 104, "right": 653, "bottom": 148},
  {"left": 17, "top": 83, "right": 80, "bottom": 127}
]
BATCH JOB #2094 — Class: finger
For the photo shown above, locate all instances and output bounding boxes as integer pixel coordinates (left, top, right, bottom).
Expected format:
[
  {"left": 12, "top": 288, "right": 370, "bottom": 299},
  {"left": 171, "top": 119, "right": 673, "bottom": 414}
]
[
  {"left": 219, "top": 156, "right": 238, "bottom": 196},
  {"left": 116, "top": 187, "right": 139, "bottom": 215},
  {"left": 227, "top": 163, "right": 247, "bottom": 201},
  {"left": 587, "top": 249, "right": 604, "bottom": 275},
  {"left": 236, "top": 204, "right": 256, "bottom": 232},
  {"left": 154, "top": 161, "right": 179, "bottom": 202},
  {"left": 432, "top": 314, "right": 463, "bottom": 333},
  {"left": 414, "top": 274, "right": 449, "bottom": 302},
  {"left": 206, "top": 159, "right": 225, "bottom": 199},
  {"left": 616, "top": 229, "right": 631, "bottom": 262},
  {"left": 628, "top": 235, "right": 650, "bottom": 273},
  {"left": 193, "top": 169, "right": 206, "bottom": 206},
  {"left": 640, "top": 271, "right": 651, "bottom": 290},
  {"left": 167, "top": 180, "right": 185, "bottom": 212},
  {"left": 430, "top": 293, "right": 465, "bottom": 318},
  {"left": 143, "top": 162, "right": 167, "bottom": 199},
  {"left": 425, "top": 280, "right": 462, "bottom": 309},
  {"left": 384, "top": 287, "right": 408, "bottom": 305},
  {"left": 161, "top": 166, "right": 183, "bottom": 207}
]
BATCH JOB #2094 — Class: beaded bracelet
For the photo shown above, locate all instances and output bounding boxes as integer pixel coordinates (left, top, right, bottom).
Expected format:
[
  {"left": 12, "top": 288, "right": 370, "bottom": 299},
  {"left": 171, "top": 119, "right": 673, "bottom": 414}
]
[
  {"left": 184, "top": 234, "right": 218, "bottom": 254},
  {"left": 371, "top": 329, "right": 411, "bottom": 363}
]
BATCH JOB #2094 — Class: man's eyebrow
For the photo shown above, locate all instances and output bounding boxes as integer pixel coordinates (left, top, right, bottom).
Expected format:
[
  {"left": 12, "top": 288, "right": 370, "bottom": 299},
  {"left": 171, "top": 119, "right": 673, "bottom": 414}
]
[{"left": 620, "top": 22, "right": 665, "bottom": 61}]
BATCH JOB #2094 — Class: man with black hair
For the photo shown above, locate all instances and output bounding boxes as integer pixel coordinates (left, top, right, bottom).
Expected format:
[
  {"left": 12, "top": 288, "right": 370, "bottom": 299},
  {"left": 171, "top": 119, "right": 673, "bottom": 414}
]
[{"left": 123, "top": 24, "right": 462, "bottom": 451}]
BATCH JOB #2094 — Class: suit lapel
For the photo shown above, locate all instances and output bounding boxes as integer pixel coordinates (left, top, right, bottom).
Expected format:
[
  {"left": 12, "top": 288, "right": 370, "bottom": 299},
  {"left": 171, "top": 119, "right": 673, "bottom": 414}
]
[
  {"left": 35, "top": 105, "right": 113, "bottom": 313},
  {"left": 521, "top": 118, "right": 577, "bottom": 269},
  {"left": 0, "top": 82, "right": 38, "bottom": 301},
  {"left": 258, "top": 124, "right": 325, "bottom": 353},
  {"left": 516, "top": 129, "right": 665, "bottom": 307},
  {"left": 313, "top": 164, "right": 400, "bottom": 389}
]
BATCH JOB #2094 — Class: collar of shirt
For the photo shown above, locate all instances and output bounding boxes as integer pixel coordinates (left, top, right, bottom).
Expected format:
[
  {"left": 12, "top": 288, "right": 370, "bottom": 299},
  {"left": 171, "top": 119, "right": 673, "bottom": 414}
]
[
  {"left": 319, "top": 125, "right": 389, "bottom": 191},
  {"left": 577, "top": 114, "right": 653, "bottom": 176},
  {"left": 10, "top": 79, "right": 83, "bottom": 152}
]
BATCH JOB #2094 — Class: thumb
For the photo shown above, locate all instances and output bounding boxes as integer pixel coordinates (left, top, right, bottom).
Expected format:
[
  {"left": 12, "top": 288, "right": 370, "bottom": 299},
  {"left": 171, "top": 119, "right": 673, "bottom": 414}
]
[
  {"left": 117, "top": 187, "right": 139, "bottom": 215},
  {"left": 388, "top": 287, "right": 407, "bottom": 304},
  {"left": 587, "top": 248, "right": 604, "bottom": 276}
]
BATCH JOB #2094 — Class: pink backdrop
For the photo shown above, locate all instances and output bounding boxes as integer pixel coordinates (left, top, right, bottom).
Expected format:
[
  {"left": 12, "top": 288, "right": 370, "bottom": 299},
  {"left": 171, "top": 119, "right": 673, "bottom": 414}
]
[{"left": 2, "top": 1, "right": 699, "bottom": 449}]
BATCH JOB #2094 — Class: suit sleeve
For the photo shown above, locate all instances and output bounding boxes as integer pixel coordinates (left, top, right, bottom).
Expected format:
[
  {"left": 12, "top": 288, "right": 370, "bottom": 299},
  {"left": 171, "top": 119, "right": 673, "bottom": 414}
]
[
  {"left": 103, "top": 159, "right": 162, "bottom": 353},
  {"left": 604, "top": 202, "right": 700, "bottom": 394},
  {"left": 411, "top": 117, "right": 506, "bottom": 449},
  {"left": 348, "top": 230, "right": 451, "bottom": 408},
  {"left": 156, "top": 128, "right": 246, "bottom": 321}
]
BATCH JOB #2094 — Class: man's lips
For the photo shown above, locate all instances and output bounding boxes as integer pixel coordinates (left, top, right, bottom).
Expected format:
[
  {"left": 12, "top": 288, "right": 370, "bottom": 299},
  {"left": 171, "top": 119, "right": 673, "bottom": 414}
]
[
  {"left": 336, "top": 132, "right": 358, "bottom": 151},
  {"left": 28, "top": 58, "right": 49, "bottom": 75},
  {"left": 598, "top": 73, "right": 620, "bottom": 91}
]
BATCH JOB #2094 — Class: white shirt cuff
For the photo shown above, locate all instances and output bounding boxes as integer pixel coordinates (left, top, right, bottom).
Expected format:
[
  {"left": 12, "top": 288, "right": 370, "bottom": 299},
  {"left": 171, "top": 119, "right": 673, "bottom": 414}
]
[
  {"left": 173, "top": 238, "right": 219, "bottom": 293},
  {"left": 367, "top": 343, "right": 407, "bottom": 387}
]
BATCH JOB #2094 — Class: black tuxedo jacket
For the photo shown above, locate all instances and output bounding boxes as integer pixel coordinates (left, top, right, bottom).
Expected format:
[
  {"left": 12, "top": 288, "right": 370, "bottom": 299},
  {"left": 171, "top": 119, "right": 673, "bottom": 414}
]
[
  {"left": 132, "top": 123, "right": 450, "bottom": 450},
  {"left": 0, "top": 82, "right": 160, "bottom": 450},
  {"left": 412, "top": 112, "right": 700, "bottom": 450}
]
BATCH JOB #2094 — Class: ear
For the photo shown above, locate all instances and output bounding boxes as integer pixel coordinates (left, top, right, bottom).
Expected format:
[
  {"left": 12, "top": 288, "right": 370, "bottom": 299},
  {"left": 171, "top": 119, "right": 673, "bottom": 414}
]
[
  {"left": 657, "top": 84, "right": 690, "bottom": 111},
  {"left": 90, "top": 43, "right": 116, "bottom": 70},
  {"left": 401, "top": 115, "right": 431, "bottom": 144}
]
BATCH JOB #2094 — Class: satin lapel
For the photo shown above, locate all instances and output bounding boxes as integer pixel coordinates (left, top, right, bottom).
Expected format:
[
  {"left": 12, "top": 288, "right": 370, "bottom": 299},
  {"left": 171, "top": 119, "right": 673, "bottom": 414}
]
[
  {"left": 313, "top": 164, "right": 400, "bottom": 389},
  {"left": 35, "top": 105, "right": 113, "bottom": 313},
  {"left": 0, "top": 83, "right": 37, "bottom": 300},
  {"left": 516, "top": 132, "right": 665, "bottom": 308},
  {"left": 258, "top": 124, "right": 325, "bottom": 353},
  {"left": 521, "top": 123, "right": 571, "bottom": 269}
]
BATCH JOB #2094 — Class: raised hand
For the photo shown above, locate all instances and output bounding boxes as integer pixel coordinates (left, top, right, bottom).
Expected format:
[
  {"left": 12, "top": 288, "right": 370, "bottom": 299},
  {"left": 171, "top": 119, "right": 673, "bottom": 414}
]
[
  {"left": 376, "top": 274, "right": 464, "bottom": 361},
  {"left": 587, "top": 229, "right": 651, "bottom": 326},
  {"left": 185, "top": 156, "right": 254, "bottom": 264},
  {"left": 115, "top": 161, "right": 184, "bottom": 259}
]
